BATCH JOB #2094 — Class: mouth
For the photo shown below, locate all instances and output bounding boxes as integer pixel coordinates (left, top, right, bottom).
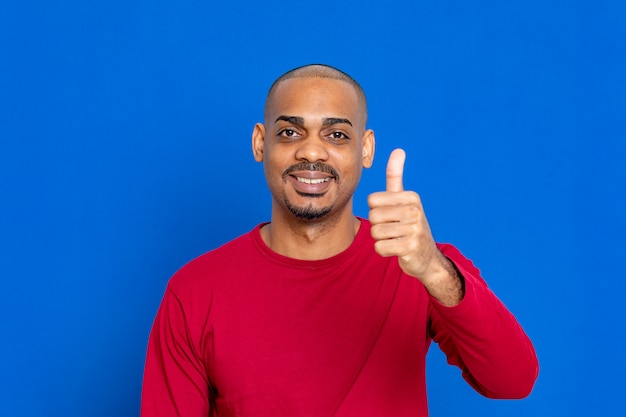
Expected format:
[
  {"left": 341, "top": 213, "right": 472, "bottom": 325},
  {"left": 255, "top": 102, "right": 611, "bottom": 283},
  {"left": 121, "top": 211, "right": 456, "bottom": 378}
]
[
  {"left": 282, "top": 162, "right": 339, "bottom": 196},
  {"left": 287, "top": 173, "right": 335, "bottom": 196},
  {"left": 294, "top": 176, "right": 332, "bottom": 185}
]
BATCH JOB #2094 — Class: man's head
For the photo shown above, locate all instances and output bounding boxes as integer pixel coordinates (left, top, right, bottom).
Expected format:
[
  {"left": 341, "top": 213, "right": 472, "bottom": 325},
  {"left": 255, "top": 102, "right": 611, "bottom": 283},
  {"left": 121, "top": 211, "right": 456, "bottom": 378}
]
[
  {"left": 264, "top": 64, "right": 368, "bottom": 128},
  {"left": 253, "top": 64, "right": 375, "bottom": 223}
]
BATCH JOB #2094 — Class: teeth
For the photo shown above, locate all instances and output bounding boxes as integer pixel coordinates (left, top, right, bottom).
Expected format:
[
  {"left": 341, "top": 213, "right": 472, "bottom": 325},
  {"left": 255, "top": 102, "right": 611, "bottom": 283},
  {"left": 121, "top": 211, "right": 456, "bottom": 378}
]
[{"left": 296, "top": 177, "right": 330, "bottom": 185}]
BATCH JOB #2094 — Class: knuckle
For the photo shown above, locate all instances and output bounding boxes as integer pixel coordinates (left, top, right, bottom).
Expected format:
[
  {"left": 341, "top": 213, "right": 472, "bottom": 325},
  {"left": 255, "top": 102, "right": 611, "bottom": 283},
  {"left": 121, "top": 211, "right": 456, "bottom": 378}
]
[
  {"left": 407, "top": 205, "right": 421, "bottom": 219},
  {"left": 408, "top": 191, "right": 421, "bottom": 202}
]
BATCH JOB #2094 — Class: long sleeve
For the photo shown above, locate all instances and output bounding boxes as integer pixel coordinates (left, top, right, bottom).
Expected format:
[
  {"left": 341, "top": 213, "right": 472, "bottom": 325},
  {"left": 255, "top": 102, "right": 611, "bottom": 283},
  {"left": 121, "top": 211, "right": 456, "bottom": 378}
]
[
  {"left": 429, "top": 244, "right": 539, "bottom": 399},
  {"left": 141, "top": 286, "right": 212, "bottom": 417}
]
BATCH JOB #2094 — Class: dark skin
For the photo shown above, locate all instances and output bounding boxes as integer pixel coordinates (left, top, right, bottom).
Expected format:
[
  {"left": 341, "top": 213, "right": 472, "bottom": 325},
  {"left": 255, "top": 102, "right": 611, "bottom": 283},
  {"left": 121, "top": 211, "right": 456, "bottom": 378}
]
[{"left": 252, "top": 76, "right": 463, "bottom": 306}]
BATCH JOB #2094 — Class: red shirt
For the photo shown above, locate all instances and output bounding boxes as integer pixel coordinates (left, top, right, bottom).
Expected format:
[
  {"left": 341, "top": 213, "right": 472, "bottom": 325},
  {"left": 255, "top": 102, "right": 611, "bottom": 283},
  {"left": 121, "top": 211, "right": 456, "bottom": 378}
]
[{"left": 141, "top": 219, "right": 538, "bottom": 416}]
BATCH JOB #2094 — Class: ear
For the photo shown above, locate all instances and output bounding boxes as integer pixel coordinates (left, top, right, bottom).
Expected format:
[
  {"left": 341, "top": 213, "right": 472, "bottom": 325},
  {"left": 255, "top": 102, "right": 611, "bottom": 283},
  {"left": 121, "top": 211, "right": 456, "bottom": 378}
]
[
  {"left": 361, "top": 129, "right": 375, "bottom": 168},
  {"left": 252, "top": 123, "right": 266, "bottom": 162}
]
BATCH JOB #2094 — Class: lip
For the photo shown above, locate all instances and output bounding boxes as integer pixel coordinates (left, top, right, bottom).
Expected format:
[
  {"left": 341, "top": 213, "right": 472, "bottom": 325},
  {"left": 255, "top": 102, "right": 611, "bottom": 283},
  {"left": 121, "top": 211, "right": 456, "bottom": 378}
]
[{"left": 287, "top": 171, "right": 335, "bottom": 195}]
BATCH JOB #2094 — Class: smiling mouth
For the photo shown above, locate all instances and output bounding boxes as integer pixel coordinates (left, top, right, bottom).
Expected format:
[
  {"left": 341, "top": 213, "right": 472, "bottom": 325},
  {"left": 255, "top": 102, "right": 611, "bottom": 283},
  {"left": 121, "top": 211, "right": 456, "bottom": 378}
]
[
  {"left": 294, "top": 176, "right": 332, "bottom": 185},
  {"left": 287, "top": 174, "right": 334, "bottom": 197}
]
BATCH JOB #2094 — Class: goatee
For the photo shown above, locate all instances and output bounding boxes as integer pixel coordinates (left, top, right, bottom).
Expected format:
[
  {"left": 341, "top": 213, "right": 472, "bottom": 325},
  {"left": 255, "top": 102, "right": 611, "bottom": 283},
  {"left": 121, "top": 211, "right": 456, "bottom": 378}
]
[{"left": 285, "top": 200, "right": 334, "bottom": 220}]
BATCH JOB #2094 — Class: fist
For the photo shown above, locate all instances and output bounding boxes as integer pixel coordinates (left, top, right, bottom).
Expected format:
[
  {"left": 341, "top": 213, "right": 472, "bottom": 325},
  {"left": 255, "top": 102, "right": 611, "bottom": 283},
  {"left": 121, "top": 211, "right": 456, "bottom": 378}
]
[{"left": 367, "top": 149, "right": 443, "bottom": 282}]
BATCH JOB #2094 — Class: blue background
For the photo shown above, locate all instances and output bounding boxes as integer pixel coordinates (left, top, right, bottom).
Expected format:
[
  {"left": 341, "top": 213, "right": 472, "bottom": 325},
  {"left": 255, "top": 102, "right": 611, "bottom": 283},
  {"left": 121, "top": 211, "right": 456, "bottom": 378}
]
[{"left": 1, "top": 1, "right": 625, "bottom": 416}]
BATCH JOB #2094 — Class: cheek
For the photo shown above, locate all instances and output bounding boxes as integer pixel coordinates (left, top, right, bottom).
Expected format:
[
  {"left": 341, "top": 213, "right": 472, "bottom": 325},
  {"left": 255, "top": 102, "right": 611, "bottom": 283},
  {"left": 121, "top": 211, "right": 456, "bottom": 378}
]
[
  {"left": 263, "top": 156, "right": 289, "bottom": 186},
  {"left": 337, "top": 164, "right": 363, "bottom": 189},
  {"left": 337, "top": 152, "right": 363, "bottom": 173}
]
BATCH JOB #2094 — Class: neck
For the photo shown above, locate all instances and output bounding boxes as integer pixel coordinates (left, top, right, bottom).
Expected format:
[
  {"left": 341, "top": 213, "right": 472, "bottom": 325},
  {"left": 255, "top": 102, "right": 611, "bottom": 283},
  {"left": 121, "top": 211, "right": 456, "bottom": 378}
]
[{"left": 260, "top": 210, "right": 361, "bottom": 260}]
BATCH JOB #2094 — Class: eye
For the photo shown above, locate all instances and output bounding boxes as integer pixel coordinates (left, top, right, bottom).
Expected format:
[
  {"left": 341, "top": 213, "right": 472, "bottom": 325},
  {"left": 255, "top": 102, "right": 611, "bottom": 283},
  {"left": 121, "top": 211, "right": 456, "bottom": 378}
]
[
  {"left": 278, "top": 128, "right": 300, "bottom": 138},
  {"left": 327, "top": 131, "right": 350, "bottom": 142}
]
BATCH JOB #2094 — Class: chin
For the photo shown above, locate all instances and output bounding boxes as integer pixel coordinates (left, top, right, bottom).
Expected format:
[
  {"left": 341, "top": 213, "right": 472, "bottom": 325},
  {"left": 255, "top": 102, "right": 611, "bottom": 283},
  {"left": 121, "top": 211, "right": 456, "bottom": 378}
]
[{"left": 285, "top": 198, "right": 334, "bottom": 221}]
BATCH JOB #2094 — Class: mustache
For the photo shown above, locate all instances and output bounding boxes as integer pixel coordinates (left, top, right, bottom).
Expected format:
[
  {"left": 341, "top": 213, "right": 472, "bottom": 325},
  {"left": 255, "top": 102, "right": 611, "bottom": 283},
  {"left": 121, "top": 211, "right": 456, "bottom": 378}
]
[{"left": 282, "top": 162, "right": 339, "bottom": 179}]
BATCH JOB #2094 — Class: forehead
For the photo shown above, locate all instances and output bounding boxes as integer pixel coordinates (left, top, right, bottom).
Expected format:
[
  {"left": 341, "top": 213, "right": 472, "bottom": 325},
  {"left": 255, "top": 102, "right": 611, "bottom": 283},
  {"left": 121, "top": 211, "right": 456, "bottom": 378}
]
[{"left": 266, "top": 77, "right": 365, "bottom": 125}]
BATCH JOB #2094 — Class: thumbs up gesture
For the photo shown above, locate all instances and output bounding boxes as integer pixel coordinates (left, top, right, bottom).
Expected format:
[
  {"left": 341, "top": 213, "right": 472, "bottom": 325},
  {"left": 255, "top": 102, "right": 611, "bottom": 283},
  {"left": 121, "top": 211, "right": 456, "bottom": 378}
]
[{"left": 368, "top": 149, "right": 463, "bottom": 305}]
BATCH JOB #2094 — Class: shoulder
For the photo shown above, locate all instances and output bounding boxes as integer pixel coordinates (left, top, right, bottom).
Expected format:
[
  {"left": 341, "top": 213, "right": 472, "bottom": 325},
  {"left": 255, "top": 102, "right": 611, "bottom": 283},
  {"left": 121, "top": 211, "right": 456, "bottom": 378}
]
[{"left": 167, "top": 226, "right": 261, "bottom": 295}]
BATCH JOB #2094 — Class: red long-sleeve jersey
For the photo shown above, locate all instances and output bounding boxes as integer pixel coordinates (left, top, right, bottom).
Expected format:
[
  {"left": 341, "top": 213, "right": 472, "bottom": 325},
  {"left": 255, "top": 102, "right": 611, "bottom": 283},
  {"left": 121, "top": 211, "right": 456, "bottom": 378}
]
[{"left": 141, "top": 219, "right": 538, "bottom": 416}]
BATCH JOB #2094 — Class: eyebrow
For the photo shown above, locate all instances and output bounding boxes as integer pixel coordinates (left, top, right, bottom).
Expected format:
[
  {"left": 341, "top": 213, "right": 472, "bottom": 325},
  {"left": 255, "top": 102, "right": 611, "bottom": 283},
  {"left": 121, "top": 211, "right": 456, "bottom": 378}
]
[
  {"left": 275, "top": 115, "right": 305, "bottom": 126},
  {"left": 274, "top": 115, "right": 353, "bottom": 127},
  {"left": 322, "top": 117, "right": 353, "bottom": 127}
]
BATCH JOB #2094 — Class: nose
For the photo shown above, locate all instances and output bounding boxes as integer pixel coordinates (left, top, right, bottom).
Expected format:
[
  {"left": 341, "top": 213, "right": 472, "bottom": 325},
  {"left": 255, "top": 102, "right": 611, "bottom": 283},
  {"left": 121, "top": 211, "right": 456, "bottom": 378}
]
[{"left": 294, "top": 136, "right": 329, "bottom": 162}]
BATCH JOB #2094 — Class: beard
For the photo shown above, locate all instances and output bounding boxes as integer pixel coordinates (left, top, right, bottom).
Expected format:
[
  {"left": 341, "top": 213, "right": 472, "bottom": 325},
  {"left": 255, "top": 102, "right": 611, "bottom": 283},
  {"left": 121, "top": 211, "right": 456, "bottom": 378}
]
[
  {"left": 284, "top": 192, "right": 334, "bottom": 220},
  {"left": 280, "top": 161, "right": 340, "bottom": 220}
]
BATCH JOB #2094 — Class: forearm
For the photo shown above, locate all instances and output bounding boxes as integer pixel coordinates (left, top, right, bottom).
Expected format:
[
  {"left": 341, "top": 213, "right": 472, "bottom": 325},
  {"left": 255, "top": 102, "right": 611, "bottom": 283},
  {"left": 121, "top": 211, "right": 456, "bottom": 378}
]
[{"left": 419, "top": 251, "right": 465, "bottom": 307}]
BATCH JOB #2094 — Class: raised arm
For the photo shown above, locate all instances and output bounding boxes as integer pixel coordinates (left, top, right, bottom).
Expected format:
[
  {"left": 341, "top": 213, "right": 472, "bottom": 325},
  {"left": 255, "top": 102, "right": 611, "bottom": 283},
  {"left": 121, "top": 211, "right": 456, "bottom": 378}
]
[{"left": 368, "top": 148, "right": 538, "bottom": 397}]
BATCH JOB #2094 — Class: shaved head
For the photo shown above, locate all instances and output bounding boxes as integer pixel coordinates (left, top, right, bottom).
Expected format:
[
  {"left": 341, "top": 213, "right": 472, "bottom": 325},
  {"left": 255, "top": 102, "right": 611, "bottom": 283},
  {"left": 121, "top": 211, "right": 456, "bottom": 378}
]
[{"left": 264, "top": 64, "right": 368, "bottom": 122}]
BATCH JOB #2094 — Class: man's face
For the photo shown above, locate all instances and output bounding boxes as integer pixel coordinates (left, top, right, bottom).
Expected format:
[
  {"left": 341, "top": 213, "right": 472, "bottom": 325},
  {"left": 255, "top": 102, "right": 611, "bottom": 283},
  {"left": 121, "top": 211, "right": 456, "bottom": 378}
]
[{"left": 253, "top": 77, "right": 374, "bottom": 222}]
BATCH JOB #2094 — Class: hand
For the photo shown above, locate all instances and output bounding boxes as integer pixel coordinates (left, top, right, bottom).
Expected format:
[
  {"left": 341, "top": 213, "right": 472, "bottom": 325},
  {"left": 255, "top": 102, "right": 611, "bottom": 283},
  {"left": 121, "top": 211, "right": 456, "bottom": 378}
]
[{"left": 368, "top": 149, "right": 463, "bottom": 304}]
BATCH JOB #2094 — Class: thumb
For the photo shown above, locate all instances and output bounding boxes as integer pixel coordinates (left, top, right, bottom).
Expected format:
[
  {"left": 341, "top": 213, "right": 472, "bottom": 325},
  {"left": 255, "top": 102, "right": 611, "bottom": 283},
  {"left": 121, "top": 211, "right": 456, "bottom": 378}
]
[{"left": 386, "top": 148, "right": 406, "bottom": 192}]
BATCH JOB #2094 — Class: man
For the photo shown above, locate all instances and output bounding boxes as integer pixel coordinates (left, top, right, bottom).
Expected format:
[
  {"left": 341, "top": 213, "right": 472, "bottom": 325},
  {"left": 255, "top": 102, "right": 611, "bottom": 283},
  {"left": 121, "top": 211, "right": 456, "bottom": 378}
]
[{"left": 141, "top": 64, "right": 538, "bottom": 416}]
